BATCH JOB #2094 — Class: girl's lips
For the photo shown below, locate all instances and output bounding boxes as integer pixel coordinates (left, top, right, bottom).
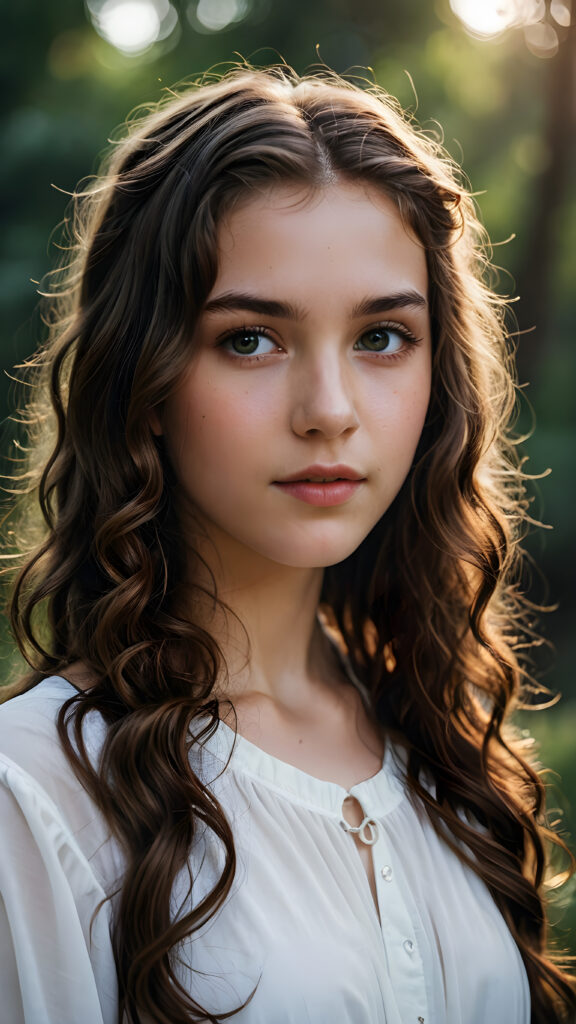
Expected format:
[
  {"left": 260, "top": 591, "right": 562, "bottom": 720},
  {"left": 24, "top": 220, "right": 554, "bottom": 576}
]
[
  {"left": 273, "top": 479, "right": 364, "bottom": 506},
  {"left": 275, "top": 463, "right": 364, "bottom": 484}
]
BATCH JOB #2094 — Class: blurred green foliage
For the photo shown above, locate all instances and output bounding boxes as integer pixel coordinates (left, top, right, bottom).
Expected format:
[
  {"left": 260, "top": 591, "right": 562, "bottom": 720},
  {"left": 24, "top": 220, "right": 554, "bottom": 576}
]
[{"left": 1, "top": 0, "right": 574, "bottom": 946}]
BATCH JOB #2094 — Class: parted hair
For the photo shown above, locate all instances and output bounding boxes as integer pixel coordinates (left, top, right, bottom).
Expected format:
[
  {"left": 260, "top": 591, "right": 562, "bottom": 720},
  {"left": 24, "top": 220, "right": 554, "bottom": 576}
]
[{"left": 3, "top": 66, "right": 575, "bottom": 1023}]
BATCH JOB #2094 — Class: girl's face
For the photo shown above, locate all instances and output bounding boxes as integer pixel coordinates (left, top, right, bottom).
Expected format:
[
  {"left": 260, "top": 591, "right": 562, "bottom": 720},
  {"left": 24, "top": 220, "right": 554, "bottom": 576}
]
[{"left": 155, "top": 181, "right": 432, "bottom": 572}]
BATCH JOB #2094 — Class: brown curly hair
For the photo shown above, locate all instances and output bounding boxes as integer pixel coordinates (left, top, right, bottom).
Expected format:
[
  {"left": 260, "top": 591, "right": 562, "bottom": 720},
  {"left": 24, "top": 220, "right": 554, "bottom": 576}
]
[{"left": 3, "top": 66, "right": 575, "bottom": 1023}]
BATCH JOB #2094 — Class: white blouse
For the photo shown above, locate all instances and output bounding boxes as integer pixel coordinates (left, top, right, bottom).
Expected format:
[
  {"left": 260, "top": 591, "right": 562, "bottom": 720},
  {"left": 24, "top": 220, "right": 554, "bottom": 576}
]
[{"left": 0, "top": 676, "right": 530, "bottom": 1024}]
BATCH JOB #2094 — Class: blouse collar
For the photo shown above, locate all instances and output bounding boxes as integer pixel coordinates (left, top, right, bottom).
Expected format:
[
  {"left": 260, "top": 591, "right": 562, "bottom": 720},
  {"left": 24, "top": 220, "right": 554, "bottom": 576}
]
[{"left": 199, "top": 716, "right": 405, "bottom": 819}]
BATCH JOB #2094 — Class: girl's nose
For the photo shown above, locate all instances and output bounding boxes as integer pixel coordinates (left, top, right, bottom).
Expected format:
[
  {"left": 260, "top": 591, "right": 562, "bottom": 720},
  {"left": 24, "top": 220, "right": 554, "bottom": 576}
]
[{"left": 290, "top": 355, "right": 360, "bottom": 439}]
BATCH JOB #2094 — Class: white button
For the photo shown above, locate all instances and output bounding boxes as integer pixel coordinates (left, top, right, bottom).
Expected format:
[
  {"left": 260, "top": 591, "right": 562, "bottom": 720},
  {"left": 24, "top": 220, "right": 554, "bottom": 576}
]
[
  {"left": 403, "top": 938, "right": 415, "bottom": 955},
  {"left": 380, "top": 865, "right": 393, "bottom": 881}
]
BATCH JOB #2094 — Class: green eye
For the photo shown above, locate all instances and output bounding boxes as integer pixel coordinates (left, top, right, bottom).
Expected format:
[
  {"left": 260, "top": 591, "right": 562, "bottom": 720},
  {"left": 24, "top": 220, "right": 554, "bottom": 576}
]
[
  {"left": 356, "top": 328, "right": 403, "bottom": 353},
  {"left": 231, "top": 332, "right": 261, "bottom": 354},
  {"left": 221, "top": 330, "right": 279, "bottom": 357}
]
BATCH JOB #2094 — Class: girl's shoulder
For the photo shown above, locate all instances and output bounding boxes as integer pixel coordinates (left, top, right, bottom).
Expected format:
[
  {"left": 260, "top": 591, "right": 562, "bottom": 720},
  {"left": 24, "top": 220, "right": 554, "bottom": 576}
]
[
  {"left": 0, "top": 675, "right": 106, "bottom": 813},
  {"left": 0, "top": 676, "right": 120, "bottom": 883},
  {"left": 0, "top": 671, "right": 101, "bottom": 741},
  {"left": 0, "top": 673, "right": 77, "bottom": 736},
  {"left": 0, "top": 680, "right": 121, "bottom": 1022}
]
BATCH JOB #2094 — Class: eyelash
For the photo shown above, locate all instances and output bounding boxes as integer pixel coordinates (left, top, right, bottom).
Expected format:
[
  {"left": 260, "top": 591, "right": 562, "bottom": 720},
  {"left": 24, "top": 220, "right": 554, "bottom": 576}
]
[
  {"left": 355, "top": 320, "right": 423, "bottom": 359},
  {"left": 217, "top": 321, "right": 423, "bottom": 362},
  {"left": 218, "top": 325, "right": 282, "bottom": 360}
]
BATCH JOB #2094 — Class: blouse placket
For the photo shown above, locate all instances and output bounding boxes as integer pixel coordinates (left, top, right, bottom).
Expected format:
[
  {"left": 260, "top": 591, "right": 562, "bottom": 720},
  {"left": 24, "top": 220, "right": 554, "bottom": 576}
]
[
  {"left": 207, "top": 719, "right": 431, "bottom": 1024},
  {"left": 342, "top": 775, "right": 430, "bottom": 1024}
]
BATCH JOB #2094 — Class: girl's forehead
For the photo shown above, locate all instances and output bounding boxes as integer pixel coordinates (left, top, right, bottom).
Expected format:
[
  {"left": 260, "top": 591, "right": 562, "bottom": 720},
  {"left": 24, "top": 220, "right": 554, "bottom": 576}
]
[
  {"left": 218, "top": 179, "right": 415, "bottom": 235},
  {"left": 213, "top": 181, "right": 428, "bottom": 300}
]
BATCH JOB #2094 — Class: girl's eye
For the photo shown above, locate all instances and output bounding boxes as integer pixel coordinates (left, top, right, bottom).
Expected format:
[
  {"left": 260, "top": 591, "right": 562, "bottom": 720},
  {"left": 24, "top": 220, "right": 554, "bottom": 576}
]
[
  {"left": 220, "top": 329, "right": 279, "bottom": 357},
  {"left": 354, "top": 325, "right": 415, "bottom": 355}
]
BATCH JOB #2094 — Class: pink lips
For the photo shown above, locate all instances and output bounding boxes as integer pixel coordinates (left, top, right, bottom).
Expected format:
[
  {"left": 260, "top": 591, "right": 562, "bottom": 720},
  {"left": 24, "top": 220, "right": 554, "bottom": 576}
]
[{"left": 273, "top": 464, "right": 365, "bottom": 507}]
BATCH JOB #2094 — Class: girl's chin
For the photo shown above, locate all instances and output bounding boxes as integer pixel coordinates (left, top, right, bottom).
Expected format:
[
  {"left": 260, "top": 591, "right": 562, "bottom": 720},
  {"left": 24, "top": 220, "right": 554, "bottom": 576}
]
[
  {"left": 189, "top": 517, "right": 378, "bottom": 571},
  {"left": 259, "top": 541, "right": 367, "bottom": 570}
]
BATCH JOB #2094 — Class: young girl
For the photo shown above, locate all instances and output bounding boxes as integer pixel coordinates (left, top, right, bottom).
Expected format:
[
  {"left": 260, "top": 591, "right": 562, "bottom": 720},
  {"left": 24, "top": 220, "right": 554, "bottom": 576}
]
[{"left": 0, "top": 67, "right": 573, "bottom": 1024}]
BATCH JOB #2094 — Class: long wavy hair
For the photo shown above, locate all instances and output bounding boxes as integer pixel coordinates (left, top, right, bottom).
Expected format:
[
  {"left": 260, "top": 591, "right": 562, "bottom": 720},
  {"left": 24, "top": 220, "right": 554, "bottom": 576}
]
[{"left": 3, "top": 66, "right": 575, "bottom": 1023}]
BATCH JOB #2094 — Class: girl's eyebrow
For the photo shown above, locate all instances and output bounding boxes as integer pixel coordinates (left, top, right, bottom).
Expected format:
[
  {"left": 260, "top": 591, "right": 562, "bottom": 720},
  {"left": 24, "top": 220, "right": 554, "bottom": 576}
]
[
  {"left": 353, "top": 291, "right": 428, "bottom": 316},
  {"left": 202, "top": 289, "right": 428, "bottom": 320}
]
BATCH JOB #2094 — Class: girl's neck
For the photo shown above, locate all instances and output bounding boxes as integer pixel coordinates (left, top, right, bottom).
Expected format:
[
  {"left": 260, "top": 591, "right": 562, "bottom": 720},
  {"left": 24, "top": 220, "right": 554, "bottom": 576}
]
[{"left": 182, "top": 538, "right": 330, "bottom": 710}]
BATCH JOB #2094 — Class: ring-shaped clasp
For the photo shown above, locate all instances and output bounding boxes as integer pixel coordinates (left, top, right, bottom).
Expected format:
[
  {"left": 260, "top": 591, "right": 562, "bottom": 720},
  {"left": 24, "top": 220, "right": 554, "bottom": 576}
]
[{"left": 339, "top": 815, "right": 379, "bottom": 846}]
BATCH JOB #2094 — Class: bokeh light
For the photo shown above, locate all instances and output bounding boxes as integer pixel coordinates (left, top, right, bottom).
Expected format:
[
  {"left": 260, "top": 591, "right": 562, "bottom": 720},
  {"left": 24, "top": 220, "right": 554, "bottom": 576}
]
[
  {"left": 524, "top": 20, "right": 559, "bottom": 56},
  {"left": 550, "top": 0, "right": 571, "bottom": 26},
  {"left": 188, "top": 0, "right": 249, "bottom": 33},
  {"left": 87, "top": 0, "right": 178, "bottom": 55},
  {"left": 449, "top": 0, "right": 545, "bottom": 38}
]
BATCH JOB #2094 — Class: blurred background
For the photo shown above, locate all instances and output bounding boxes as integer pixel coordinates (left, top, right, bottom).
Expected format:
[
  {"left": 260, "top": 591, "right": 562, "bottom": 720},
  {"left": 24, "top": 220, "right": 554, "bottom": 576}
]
[{"left": 0, "top": 0, "right": 574, "bottom": 944}]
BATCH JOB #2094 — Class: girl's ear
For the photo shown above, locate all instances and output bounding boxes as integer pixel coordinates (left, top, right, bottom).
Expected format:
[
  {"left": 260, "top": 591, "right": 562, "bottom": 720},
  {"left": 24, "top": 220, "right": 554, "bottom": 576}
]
[{"left": 147, "top": 407, "right": 163, "bottom": 436}]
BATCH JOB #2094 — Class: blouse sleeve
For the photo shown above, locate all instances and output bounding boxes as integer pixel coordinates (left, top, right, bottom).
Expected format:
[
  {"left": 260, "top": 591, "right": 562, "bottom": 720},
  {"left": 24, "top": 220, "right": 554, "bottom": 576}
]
[{"left": 0, "top": 752, "right": 119, "bottom": 1024}]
